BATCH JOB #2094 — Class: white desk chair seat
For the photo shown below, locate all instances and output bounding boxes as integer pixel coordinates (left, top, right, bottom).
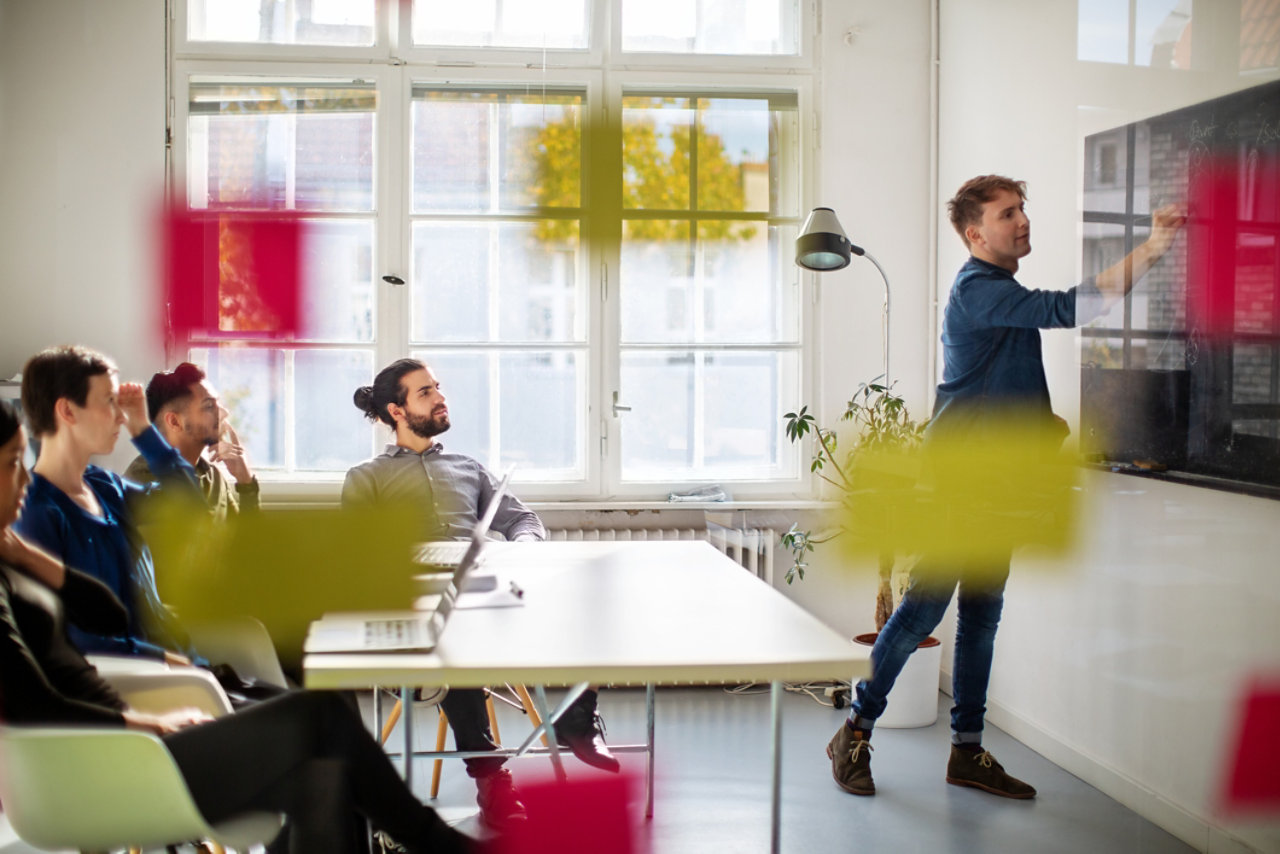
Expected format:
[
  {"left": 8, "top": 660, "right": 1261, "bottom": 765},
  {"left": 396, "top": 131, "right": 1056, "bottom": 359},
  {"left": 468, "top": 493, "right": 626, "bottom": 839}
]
[{"left": 0, "top": 725, "right": 283, "bottom": 852}]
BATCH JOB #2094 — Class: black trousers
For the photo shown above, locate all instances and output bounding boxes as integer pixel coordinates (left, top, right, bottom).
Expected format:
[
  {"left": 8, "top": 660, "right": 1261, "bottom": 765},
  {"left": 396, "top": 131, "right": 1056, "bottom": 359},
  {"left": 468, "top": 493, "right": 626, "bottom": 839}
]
[
  {"left": 164, "top": 691, "right": 471, "bottom": 854},
  {"left": 439, "top": 687, "right": 504, "bottom": 778}
]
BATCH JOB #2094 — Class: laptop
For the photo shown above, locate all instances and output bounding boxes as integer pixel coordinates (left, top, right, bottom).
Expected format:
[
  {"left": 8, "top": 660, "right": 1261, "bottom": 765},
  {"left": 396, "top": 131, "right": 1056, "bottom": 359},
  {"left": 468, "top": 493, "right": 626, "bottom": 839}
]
[{"left": 304, "top": 470, "right": 514, "bottom": 654}]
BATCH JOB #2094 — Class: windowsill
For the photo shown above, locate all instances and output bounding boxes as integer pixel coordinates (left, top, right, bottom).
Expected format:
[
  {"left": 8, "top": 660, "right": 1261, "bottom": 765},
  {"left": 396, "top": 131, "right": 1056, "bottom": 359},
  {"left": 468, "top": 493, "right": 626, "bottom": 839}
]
[{"left": 255, "top": 478, "right": 832, "bottom": 512}]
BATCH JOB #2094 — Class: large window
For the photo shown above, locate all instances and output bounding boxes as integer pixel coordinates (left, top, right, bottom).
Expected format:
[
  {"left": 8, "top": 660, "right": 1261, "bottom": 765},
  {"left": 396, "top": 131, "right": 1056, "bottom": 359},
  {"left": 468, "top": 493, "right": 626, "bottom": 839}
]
[{"left": 173, "top": 0, "right": 811, "bottom": 496}]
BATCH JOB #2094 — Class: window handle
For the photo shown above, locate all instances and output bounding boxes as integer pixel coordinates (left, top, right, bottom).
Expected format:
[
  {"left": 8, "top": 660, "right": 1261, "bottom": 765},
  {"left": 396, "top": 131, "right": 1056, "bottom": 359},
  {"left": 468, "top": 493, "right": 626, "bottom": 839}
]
[{"left": 611, "top": 391, "right": 632, "bottom": 416}]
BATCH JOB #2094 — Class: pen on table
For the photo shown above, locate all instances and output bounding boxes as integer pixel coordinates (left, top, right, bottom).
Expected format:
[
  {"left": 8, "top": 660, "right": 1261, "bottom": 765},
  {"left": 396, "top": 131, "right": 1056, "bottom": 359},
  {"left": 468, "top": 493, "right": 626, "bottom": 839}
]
[{"left": 509, "top": 580, "right": 525, "bottom": 599}]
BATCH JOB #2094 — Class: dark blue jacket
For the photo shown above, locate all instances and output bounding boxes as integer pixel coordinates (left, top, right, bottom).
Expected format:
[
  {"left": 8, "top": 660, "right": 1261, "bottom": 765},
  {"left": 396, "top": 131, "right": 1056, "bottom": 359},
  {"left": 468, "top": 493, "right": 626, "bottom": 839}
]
[
  {"left": 928, "top": 256, "right": 1101, "bottom": 437},
  {"left": 15, "top": 426, "right": 202, "bottom": 661}
]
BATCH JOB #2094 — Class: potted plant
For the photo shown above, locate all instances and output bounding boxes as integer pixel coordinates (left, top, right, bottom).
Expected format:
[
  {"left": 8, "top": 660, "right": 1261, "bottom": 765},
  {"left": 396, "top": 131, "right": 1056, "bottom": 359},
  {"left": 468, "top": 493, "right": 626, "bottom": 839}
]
[{"left": 782, "top": 382, "right": 941, "bottom": 727}]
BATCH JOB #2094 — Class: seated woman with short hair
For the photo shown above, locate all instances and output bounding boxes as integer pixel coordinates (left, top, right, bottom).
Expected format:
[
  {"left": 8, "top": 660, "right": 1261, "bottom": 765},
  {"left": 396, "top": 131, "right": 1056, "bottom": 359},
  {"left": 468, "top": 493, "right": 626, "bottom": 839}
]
[{"left": 15, "top": 344, "right": 204, "bottom": 663}]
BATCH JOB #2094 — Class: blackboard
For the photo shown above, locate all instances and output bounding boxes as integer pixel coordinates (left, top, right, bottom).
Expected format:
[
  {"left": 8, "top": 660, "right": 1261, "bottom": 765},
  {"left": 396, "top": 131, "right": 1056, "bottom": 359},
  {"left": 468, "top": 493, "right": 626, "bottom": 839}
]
[{"left": 1079, "top": 79, "right": 1280, "bottom": 494}]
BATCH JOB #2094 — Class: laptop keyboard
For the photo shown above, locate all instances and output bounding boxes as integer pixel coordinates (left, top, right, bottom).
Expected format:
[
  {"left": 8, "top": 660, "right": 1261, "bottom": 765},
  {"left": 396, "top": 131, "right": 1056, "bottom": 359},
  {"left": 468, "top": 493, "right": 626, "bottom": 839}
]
[
  {"left": 363, "top": 618, "right": 424, "bottom": 650},
  {"left": 415, "top": 541, "right": 469, "bottom": 564}
]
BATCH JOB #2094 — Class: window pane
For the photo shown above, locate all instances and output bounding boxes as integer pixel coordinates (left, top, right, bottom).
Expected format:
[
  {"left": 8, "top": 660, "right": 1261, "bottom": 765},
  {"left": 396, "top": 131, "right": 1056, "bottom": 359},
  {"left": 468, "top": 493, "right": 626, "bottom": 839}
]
[
  {"left": 412, "top": 0, "right": 588, "bottom": 49},
  {"left": 620, "top": 349, "right": 798, "bottom": 481},
  {"left": 191, "top": 347, "right": 285, "bottom": 468},
  {"left": 697, "top": 96, "right": 795, "bottom": 214},
  {"left": 188, "top": 0, "right": 375, "bottom": 45},
  {"left": 411, "top": 221, "right": 581, "bottom": 343},
  {"left": 1234, "top": 344, "right": 1276, "bottom": 405},
  {"left": 1136, "top": 0, "right": 1191, "bottom": 69},
  {"left": 1083, "top": 129, "right": 1130, "bottom": 213},
  {"left": 624, "top": 96, "right": 692, "bottom": 210},
  {"left": 1235, "top": 234, "right": 1276, "bottom": 335},
  {"left": 189, "top": 83, "right": 375, "bottom": 212},
  {"left": 621, "top": 222, "right": 797, "bottom": 344},
  {"left": 411, "top": 89, "right": 582, "bottom": 212},
  {"left": 411, "top": 350, "right": 585, "bottom": 481},
  {"left": 295, "top": 350, "right": 374, "bottom": 470},
  {"left": 622, "top": 0, "right": 799, "bottom": 56},
  {"left": 1080, "top": 337, "right": 1125, "bottom": 370},
  {"left": 1077, "top": 0, "right": 1129, "bottom": 64},
  {"left": 623, "top": 93, "right": 797, "bottom": 215},
  {"left": 301, "top": 220, "right": 374, "bottom": 342}
]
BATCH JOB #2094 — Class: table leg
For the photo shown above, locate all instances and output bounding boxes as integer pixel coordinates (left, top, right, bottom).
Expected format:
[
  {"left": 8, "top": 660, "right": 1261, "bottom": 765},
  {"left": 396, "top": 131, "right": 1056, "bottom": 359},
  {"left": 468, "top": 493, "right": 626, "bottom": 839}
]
[
  {"left": 402, "top": 684, "right": 414, "bottom": 789},
  {"left": 645, "top": 683, "right": 656, "bottom": 819},
  {"left": 770, "top": 680, "right": 783, "bottom": 854},
  {"left": 532, "top": 685, "right": 568, "bottom": 782}
]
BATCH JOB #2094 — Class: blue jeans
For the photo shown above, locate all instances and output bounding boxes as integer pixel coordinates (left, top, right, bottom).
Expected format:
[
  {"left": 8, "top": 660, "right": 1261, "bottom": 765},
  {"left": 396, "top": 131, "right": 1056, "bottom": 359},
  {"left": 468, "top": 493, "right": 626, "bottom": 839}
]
[{"left": 849, "top": 557, "right": 1010, "bottom": 742}]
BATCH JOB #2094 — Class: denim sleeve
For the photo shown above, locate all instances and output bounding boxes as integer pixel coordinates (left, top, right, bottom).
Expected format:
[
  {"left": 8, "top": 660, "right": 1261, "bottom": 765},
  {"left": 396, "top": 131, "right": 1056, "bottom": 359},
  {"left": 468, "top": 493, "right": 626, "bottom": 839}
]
[
  {"left": 66, "top": 623, "right": 168, "bottom": 660},
  {"left": 962, "top": 277, "right": 1078, "bottom": 330},
  {"left": 13, "top": 493, "right": 69, "bottom": 566},
  {"left": 124, "top": 425, "right": 202, "bottom": 501}
]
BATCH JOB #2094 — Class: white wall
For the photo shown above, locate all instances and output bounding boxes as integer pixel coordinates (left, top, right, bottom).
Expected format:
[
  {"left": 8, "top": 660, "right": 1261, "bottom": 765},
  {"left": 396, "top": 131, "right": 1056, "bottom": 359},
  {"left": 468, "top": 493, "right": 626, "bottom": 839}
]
[
  {"left": 936, "top": 1, "right": 1280, "bottom": 851},
  {"left": 0, "top": 0, "right": 165, "bottom": 468},
  {"left": 813, "top": 0, "right": 935, "bottom": 423}
]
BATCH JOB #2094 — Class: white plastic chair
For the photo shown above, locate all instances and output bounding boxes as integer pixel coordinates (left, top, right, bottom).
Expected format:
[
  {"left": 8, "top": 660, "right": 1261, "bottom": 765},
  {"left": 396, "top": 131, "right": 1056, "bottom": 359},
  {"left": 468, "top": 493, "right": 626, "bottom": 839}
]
[
  {"left": 101, "top": 665, "right": 236, "bottom": 719},
  {"left": 0, "top": 724, "right": 283, "bottom": 853},
  {"left": 185, "top": 617, "right": 289, "bottom": 690}
]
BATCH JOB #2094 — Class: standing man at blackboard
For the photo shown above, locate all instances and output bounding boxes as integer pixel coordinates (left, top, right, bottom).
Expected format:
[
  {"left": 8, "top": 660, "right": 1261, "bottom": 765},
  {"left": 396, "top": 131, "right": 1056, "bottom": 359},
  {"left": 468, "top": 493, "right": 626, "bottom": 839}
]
[{"left": 827, "top": 175, "right": 1185, "bottom": 800}]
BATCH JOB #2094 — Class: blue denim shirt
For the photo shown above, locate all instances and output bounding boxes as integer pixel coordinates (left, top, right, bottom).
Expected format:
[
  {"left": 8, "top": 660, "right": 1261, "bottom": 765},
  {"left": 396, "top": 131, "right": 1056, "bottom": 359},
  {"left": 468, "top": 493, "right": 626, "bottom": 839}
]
[
  {"left": 15, "top": 426, "right": 203, "bottom": 661},
  {"left": 928, "top": 257, "right": 1102, "bottom": 438}
]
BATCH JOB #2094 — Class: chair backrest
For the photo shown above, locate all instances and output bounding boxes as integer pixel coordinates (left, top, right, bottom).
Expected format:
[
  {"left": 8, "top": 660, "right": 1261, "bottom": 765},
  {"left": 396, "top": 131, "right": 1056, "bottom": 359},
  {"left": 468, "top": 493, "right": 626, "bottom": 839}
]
[
  {"left": 186, "top": 616, "right": 290, "bottom": 689},
  {"left": 0, "top": 725, "right": 279, "bottom": 850}
]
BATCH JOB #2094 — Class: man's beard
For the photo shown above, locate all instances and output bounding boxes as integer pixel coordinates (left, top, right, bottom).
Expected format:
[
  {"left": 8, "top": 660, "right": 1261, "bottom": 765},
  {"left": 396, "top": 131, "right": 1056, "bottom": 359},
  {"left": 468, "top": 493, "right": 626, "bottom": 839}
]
[{"left": 405, "top": 409, "right": 450, "bottom": 439}]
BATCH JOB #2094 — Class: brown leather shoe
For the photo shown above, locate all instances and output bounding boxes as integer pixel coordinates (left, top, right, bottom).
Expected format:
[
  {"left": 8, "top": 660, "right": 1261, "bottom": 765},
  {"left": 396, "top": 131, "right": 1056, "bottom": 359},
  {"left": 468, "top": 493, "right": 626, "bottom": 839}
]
[
  {"left": 945, "top": 745, "right": 1036, "bottom": 799},
  {"left": 475, "top": 768, "right": 528, "bottom": 830},
  {"left": 826, "top": 723, "right": 875, "bottom": 795}
]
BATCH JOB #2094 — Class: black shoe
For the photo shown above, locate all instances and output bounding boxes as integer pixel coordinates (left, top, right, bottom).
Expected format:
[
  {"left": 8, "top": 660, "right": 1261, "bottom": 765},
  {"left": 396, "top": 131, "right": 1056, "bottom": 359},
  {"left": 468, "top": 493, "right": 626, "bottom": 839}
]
[{"left": 555, "top": 690, "right": 621, "bottom": 773}]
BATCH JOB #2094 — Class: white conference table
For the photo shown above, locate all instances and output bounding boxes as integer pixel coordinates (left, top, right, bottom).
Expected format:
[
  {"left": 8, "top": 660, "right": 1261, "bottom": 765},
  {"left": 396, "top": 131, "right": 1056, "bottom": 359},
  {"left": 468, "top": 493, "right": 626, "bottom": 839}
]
[{"left": 305, "top": 540, "right": 868, "bottom": 853}]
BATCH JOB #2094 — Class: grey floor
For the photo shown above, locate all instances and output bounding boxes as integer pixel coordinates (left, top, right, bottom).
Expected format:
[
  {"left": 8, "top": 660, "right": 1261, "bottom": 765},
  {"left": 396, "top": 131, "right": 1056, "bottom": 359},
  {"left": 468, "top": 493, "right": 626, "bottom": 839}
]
[{"left": 368, "top": 685, "right": 1197, "bottom": 854}]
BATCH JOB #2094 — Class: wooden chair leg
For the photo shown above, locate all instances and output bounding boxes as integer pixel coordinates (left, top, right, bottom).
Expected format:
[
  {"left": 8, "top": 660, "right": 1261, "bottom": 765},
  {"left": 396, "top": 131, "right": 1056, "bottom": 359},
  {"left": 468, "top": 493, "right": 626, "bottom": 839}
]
[
  {"left": 513, "top": 684, "right": 548, "bottom": 747},
  {"left": 379, "top": 698, "right": 403, "bottom": 746},
  {"left": 485, "top": 693, "right": 502, "bottom": 745},
  {"left": 430, "top": 708, "right": 449, "bottom": 799}
]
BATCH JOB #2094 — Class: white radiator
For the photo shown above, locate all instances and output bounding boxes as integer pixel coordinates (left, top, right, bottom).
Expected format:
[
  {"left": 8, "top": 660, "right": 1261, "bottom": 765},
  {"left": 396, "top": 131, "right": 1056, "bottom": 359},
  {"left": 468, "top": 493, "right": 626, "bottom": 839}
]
[{"left": 546, "top": 524, "right": 777, "bottom": 584}]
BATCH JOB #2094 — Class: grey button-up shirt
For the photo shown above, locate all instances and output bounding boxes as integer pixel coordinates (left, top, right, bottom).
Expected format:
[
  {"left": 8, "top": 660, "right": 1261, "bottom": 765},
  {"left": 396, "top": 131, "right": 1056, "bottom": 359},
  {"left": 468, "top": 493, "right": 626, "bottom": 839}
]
[{"left": 341, "top": 443, "right": 545, "bottom": 542}]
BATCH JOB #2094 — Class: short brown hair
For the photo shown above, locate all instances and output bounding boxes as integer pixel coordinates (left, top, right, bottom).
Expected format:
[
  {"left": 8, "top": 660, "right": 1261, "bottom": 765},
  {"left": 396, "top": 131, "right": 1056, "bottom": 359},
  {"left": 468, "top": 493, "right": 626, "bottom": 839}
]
[
  {"left": 947, "top": 175, "right": 1027, "bottom": 249},
  {"left": 21, "top": 345, "right": 116, "bottom": 437}
]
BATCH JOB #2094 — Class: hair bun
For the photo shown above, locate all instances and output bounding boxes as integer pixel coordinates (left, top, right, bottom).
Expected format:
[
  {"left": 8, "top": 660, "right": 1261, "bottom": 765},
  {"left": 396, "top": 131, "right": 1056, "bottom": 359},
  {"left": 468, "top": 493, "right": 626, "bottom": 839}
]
[{"left": 353, "top": 385, "right": 376, "bottom": 417}]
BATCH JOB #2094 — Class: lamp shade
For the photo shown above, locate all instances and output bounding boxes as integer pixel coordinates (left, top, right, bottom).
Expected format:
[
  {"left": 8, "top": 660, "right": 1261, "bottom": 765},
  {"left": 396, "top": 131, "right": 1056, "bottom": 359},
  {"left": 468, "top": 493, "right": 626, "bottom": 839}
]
[{"left": 796, "top": 207, "right": 856, "bottom": 271}]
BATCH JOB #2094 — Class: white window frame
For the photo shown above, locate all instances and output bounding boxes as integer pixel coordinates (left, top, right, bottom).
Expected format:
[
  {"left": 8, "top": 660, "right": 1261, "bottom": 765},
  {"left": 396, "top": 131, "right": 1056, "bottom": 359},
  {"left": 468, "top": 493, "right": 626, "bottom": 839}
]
[{"left": 169, "top": 0, "right": 819, "bottom": 501}]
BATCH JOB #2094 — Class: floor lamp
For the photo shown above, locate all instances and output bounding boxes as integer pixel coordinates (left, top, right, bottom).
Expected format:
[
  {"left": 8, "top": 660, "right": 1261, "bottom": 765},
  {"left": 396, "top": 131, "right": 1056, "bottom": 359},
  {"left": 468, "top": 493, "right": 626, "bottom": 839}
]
[{"left": 795, "top": 207, "right": 891, "bottom": 388}]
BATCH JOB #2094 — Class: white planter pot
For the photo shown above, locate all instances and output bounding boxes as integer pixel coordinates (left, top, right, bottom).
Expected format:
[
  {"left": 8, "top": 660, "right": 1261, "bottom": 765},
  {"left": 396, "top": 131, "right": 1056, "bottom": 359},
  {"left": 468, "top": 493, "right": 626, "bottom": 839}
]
[{"left": 853, "top": 633, "right": 943, "bottom": 729}]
